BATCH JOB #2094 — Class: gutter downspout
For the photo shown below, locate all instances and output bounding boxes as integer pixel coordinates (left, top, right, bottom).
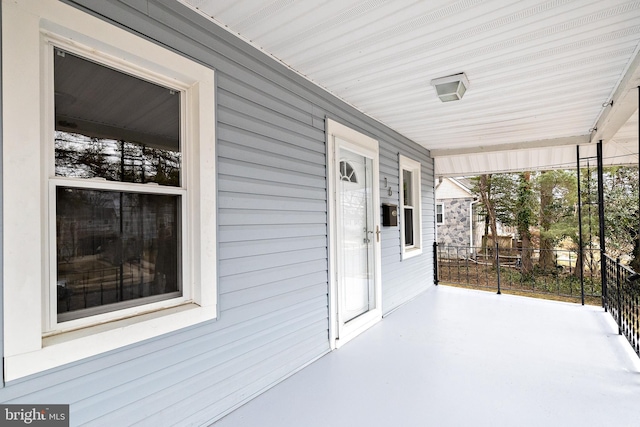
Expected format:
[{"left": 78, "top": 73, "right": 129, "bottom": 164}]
[{"left": 470, "top": 199, "right": 479, "bottom": 254}]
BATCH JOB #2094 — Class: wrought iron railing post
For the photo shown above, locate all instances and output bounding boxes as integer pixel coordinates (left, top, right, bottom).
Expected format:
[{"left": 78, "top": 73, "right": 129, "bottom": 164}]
[
  {"left": 496, "top": 242, "right": 501, "bottom": 295},
  {"left": 617, "top": 258, "right": 622, "bottom": 335},
  {"left": 456, "top": 246, "right": 460, "bottom": 282},
  {"left": 434, "top": 242, "right": 439, "bottom": 286},
  {"left": 602, "top": 250, "right": 608, "bottom": 312}
]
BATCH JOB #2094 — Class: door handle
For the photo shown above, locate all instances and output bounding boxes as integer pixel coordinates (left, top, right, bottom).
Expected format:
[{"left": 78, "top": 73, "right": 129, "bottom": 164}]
[
  {"left": 365, "top": 229, "right": 372, "bottom": 244},
  {"left": 365, "top": 227, "right": 381, "bottom": 243}
]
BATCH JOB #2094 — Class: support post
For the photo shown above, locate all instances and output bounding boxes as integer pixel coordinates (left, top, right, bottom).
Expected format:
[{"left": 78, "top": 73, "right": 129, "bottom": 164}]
[
  {"left": 577, "top": 145, "right": 585, "bottom": 305},
  {"left": 434, "top": 242, "right": 439, "bottom": 286},
  {"left": 496, "top": 242, "right": 501, "bottom": 295},
  {"left": 597, "top": 140, "right": 607, "bottom": 310},
  {"left": 617, "top": 258, "right": 622, "bottom": 335}
]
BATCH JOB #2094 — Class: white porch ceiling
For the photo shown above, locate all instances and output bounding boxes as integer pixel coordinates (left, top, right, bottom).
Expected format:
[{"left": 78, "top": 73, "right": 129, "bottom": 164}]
[{"left": 180, "top": 0, "right": 640, "bottom": 176}]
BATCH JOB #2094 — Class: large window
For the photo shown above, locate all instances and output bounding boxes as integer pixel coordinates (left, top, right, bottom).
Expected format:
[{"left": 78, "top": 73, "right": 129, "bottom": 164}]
[
  {"left": 399, "top": 155, "right": 422, "bottom": 259},
  {"left": 3, "top": 0, "right": 216, "bottom": 381},
  {"left": 53, "top": 49, "right": 184, "bottom": 323}
]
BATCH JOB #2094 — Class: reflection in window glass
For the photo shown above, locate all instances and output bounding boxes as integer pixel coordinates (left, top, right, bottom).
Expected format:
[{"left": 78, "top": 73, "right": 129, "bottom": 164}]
[
  {"left": 403, "top": 170, "right": 413, "bottom": 206},
  {"left": 53, "top": 48, "right": 184, "bottom": 322},
  {"left": 404, "top": 209, "right": 414, "bottom": 246},
  {"left": 403, "top": 169, "right": 414, "bottom": 246},
  {"left": 56, "top": 188, "right": 181, "bottom": 321},
  {"left": 54, "top": 48, "right": 180, "bottom": 186},
  {"left": 55, "top": 132, "right": 181, "bottom": 186}
]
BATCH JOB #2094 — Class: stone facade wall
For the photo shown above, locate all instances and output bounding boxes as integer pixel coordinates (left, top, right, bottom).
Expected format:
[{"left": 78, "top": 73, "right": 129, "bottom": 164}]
[{"left": 437, "top": 198, "right": 473, "bottom": 247}]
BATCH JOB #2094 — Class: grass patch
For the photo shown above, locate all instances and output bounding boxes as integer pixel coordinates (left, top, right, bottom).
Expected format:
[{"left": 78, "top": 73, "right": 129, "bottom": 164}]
[{"left": 439, "top": 281, "right": 601, "bottom": 306}]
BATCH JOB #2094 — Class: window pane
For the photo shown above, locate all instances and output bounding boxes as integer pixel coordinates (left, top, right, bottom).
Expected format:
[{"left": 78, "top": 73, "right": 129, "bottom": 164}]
[
  {"left": 404, "top": 207, "right": 414, "bottom": 246},
  {"left": 55, "top": 133, "right": 181, "bottom": 186},
  {"left": 403, "top": 170, "right": 413, "bottom": 206},
  {"left": 54, "top": 48, "right": 180, "bottom": 186},
  {"left": 339, "top": 161, "right": 358, "bottom": 183},
  {"left": 56, "top": 187, "right": 181, "bottom": 321}
]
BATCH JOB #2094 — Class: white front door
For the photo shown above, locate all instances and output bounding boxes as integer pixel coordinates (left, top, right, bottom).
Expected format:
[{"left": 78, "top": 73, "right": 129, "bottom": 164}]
[
  {"left": 327, "top": 120, "right": 382, "bottom": 349},
  {"left": 339, "top": 148, "right": 375, "bottom": 323}
]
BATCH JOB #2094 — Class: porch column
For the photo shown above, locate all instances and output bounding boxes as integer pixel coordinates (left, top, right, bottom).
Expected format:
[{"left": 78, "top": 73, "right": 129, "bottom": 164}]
[
  {"left": 577, "top": 145, "right": 585, "bottom": 305},
  {"left": 597, "top": 140, "right": 606, "bottom": 309}
]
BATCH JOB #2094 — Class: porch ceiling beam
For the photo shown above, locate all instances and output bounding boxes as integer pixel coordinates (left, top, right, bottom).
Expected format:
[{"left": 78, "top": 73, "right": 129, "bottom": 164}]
[
  {"left": 430, "top": 134, "right": 590, "bottom": 157},
  {"left": 590, "top": 45, "right": 640, "bottom": 144}
]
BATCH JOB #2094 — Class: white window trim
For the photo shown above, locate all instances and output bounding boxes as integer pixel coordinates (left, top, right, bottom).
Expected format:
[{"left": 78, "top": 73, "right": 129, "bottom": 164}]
[
  {"left": 44, "top": 42, "right": 193, "bottom": 335},
  {"left": 399, "top": 155, "right": 422, "bottom": 259},
  {"left": 436, "top": 203, "right": 445, "bottom": 224},
  {"left": 2, "top": 0, "right": 217, "bottom": 381}
]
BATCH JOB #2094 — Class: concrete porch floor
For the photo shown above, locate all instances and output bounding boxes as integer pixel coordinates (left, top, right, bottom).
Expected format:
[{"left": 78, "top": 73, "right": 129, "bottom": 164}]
[{"left": 212, "top": 285, "right": 640, "bottom": 427}]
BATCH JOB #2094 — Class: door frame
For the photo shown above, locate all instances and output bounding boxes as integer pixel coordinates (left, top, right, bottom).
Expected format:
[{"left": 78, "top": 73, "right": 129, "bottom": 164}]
[{"left": 326, "top": 118, "right": 382, "bottom": 350}]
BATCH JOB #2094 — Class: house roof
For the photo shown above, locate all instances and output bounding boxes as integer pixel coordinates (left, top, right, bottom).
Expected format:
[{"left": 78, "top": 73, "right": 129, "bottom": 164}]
[
  {"left": 435, "top": 177, "right": 475, "bottom": 199},
  {"left": 178, "top": 1, "right": 640, "bottom": 176},
  {"left": 452, "top": 177, "right": 474, "bottom": 193}
]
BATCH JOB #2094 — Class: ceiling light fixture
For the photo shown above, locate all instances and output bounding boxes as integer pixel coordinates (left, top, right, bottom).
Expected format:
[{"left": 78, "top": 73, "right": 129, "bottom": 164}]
[{"left": 430, "top": 73, "right": 469, "bottom": 102}]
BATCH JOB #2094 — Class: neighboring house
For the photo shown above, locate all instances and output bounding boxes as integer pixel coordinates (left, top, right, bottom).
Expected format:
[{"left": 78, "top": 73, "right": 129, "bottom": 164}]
[
  {"left": 435, "top": 177, "right": 482, "bottom": 250},
  {"left": 0, "top": 1, "right": 434, "bottom": 425},
  {"left": 436, "top": 177, "right": 518, "bottom": 251}
]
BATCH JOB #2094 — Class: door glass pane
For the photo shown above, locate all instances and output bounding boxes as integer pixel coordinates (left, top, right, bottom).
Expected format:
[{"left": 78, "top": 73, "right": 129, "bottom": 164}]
[{"left": 56, "top": 187, "right": 181, "bottom": 321}]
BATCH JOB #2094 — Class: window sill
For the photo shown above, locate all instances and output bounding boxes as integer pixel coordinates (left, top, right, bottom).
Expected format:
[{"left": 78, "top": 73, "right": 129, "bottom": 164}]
[
  {"left": 402, "top": 247, "right": 423, "bottom": 260},
  {"left": 4, "top": 303, "right": 216, "bottom": 382}
]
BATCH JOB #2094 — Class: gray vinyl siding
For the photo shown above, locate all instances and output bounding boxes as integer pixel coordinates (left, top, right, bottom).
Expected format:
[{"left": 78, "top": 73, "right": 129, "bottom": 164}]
[
  {"left": 379, "top": 144, "right": 435, "bottom": 314},
  {"left": 0, "top": 0, "right": 434, "bottom": 425}
]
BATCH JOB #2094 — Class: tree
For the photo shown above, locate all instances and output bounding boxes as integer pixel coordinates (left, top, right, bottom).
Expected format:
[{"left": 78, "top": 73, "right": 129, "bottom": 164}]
[
  {"left": 474, "top": 173, "right": 536, "bottom": 272},
  {"left": 489, "top": 174, "right": 519, "bottom": 228},
  {"left": 537, "top": 170, "right": 577, "bottom": 271},
  {"left": 469, "top": 166, "right": 640, "bottom": 276},
  {"left": 473, "top": 174, "right": 520, "bottom": 247},
  {"left": 516, "top": 172, "right": 535, "bottom": 274},
  {"left": 603, "top": 166, "right": 640, "bottom": 269},
  {"left": 474, "top": 175, "right": 499, "bottom": 253}
]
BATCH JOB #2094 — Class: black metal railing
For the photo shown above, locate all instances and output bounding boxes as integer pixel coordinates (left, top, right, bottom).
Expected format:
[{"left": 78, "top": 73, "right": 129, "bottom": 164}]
[
  {"left": 435, "top": 244, "right": 602, "bottom": 303},
  {"left": 603, "top": 254, "right": 640, "bottom": 357}
]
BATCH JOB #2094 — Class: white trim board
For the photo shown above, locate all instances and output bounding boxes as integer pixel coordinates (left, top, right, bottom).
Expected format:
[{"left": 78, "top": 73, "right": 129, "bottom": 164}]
[{"left": 326, "top": 119, "right": 382, "bottom": 350}]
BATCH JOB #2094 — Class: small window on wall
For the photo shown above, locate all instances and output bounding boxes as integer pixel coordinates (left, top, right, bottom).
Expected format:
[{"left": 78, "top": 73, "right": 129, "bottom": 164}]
[
  {"left": 399, "top": 155, "right": 422, "bottom": 259},
  {"left": 436, "top": 204, "right": 444, "bottom": 224}
]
